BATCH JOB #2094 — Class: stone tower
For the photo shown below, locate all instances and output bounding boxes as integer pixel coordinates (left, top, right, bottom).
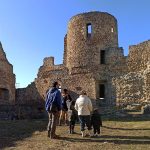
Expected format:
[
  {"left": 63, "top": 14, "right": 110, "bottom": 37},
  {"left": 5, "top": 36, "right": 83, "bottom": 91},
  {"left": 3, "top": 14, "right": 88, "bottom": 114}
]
[
  {"left": 66, "top": 12, "right": 118, "bottom": 72},
  {"left": 63, "top": 12, "right": 125, "bottom": 105},
  {"left": 30, "top": 12, "right": 125, "bottom": 107},
  {"left": 0, "top": 42, "right": 16, "bottom": 104}
]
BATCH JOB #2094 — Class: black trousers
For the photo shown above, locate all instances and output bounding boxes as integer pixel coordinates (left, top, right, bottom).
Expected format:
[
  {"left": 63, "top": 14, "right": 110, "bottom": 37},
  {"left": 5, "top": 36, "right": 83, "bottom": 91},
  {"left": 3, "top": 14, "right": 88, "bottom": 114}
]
[{"left": 93, "top": 126, "right": 100, "bottom": 134}]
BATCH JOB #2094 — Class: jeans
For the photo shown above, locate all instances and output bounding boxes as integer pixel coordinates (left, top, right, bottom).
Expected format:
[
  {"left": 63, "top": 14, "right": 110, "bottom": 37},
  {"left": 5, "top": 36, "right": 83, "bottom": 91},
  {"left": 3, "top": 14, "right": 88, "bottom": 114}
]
[
  {"left": 78, "top": 115, "right": 91, "bottom": 131},
  {"left": 47, "top": 111, "right": 59, "bottom": 137}
]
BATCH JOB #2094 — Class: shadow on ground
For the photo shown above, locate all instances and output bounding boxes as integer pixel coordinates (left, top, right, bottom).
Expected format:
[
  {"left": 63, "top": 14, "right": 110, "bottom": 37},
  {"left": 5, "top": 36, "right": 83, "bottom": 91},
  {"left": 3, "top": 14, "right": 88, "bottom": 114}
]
[
  {"left": 0, "top": 118, "right": 150, "bottom": 149},
  {"left": 0, "top": 119, "right": 48, "bottom": 149},
  {"left": 60, "top": 136, "right": 150, "bottom": 145}
]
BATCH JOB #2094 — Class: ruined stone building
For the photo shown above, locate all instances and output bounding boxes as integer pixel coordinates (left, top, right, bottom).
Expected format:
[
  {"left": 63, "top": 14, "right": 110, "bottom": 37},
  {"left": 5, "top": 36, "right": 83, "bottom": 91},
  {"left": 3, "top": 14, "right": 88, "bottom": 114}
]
[
  {"left": 0, "top": 42, "right": 15, "bottom": 105},
  {"left": 34, "top": 11, "right": 126, "bottom": 107},
  {"left": 16, "top": 11, "right": 149, "bottom": 108},
  {"left": 0, "top": 12, "right": 149, "bottom": 117}
]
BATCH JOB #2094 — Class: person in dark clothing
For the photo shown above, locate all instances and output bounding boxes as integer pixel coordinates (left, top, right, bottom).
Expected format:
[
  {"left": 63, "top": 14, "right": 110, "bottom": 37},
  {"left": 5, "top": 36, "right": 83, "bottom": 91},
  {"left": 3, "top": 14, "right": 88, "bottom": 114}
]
[
  {"left": 59, "top": 89, "right": 72, "bottom": 125},
  {"left": 67, "top": 100, "right": 78, "bottom": 134},
  {"left": 91, "top": 108, "right": 102, "bottom": 137},
  {"left": 45, "top": 81, "right": 62, "bottom": 139}
]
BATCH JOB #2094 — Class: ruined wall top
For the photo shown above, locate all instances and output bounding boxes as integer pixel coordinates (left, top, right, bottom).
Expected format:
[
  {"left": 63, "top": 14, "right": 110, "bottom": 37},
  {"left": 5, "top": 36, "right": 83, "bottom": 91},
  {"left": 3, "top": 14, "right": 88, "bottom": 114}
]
[
  {"left": 69, "top": 11, "right": 117, "bottom": 23},
  {"left": 43, "top": 57, "right": 54, "bottom": 66},
  {"left": 128, "top": 40, "right": 150, "bottom": 72},
  {"left": 0, "top": 42, "right": 7, "bottom": 60},
  {"left": 0, "top": 42, "right": 13, "bottom": 73}
]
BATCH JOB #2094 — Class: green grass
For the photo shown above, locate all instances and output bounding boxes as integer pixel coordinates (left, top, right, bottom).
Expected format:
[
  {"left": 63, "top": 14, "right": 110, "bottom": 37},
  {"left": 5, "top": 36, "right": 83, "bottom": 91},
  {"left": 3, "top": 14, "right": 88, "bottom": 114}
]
[{"left": 0, "top": 119, "right": 150, "bottom": 150}]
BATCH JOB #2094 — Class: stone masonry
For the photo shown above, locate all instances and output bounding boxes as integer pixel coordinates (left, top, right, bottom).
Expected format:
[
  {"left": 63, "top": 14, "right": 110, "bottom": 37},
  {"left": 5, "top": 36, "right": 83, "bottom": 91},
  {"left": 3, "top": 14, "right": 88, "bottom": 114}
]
[
  {"left": 0, "top": 42, "right": 16, "bottom": 105},
  {"left": 0, "top": 11, "right": 149, "bottom": 113},
  {"left": 113, "top": 40, "right": 150, "bottom": 105},
  {"left": 23, "top": 11, "right": 126, "bottom": 107},
  {"left": 17, "top": 11, "right": 149, "bottom": 108}
]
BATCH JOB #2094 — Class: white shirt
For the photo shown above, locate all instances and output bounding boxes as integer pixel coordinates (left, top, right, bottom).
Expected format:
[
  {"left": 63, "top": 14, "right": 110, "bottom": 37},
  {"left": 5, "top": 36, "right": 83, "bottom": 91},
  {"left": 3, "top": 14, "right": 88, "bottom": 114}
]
[{"left": 75, "top": 95, "right": 93, "bottom": 116}]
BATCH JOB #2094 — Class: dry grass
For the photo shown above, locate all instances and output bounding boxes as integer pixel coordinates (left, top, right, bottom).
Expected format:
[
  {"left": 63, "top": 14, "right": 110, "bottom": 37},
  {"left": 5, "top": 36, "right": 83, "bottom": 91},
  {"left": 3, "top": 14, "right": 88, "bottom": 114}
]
[{"left": 0, "top": 118, "right": 150, "bottom": 150}]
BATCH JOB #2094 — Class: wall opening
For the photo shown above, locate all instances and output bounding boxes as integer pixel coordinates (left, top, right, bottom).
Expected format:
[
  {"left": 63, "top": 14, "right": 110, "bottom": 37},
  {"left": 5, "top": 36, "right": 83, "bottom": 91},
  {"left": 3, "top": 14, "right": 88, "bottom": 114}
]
[
  {"left": 99, "top": 84, "right": 105, "bottom": 99},
  {"left": 86, "top": 23, "right": 92, "bottom": 38},
  {"left": 100, "top": 50, "right": 105, "bottom": 64},
  {"left": 111, "top": 27, "right": 114, "bottom": 33},
  {"left": 0, "top": 88, "right": 9, "bottom": 101}
]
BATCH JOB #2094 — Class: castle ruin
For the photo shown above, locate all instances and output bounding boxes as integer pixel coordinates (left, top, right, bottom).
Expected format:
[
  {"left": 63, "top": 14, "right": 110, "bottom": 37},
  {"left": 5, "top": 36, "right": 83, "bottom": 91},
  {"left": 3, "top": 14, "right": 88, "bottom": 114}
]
[
  {"left": 0, "top": 12, "right": 150, "bottom": 118},
  {"left": 0, "top": 42, "right": 15, "bottom": 105}
]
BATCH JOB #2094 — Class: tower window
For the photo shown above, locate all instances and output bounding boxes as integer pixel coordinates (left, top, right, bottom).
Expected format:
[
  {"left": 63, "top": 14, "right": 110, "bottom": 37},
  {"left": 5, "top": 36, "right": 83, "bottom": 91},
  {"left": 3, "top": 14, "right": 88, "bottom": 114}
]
[
  {"left": 86, "top": 23, "right": 92, "bottom": 38},
  {"left": 100, "top": 50, "right": 105, "bottom": 64},
  {"left": 99, "top": 84, "right": 105, "bottom": 98},
  {"left": 111, "top": 27, "right": 114, "bottom": 33}
]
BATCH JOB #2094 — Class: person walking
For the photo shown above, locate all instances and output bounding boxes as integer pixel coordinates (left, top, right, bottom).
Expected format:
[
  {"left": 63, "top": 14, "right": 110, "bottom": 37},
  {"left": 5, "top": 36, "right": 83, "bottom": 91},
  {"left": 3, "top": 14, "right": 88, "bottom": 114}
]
[
  {"left": 75, "top": 90, "right": 93, "bottom": 137},
  {"left": 45, "top": 81, "right": 62, "bottom": 139}
]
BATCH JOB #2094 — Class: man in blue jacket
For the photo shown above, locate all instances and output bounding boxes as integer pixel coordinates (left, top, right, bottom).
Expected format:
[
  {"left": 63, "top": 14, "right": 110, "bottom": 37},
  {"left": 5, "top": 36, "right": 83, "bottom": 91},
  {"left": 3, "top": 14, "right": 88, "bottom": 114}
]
[{"left": 45, "top": 81, "right": 62, "bottom": 139}]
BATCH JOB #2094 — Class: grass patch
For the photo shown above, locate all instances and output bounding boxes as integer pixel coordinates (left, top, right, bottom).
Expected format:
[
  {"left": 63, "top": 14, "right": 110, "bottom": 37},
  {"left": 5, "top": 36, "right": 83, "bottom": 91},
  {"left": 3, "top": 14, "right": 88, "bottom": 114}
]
[{"left": 0, "top": 119, "right": 150, "bottom": 150}]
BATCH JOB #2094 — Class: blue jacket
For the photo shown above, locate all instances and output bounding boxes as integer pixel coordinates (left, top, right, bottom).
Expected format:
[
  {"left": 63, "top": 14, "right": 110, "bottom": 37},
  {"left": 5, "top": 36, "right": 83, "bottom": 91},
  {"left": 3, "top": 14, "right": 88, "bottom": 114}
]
[{"left": 45, "top": 87, "right": 62, "bottom": 112}]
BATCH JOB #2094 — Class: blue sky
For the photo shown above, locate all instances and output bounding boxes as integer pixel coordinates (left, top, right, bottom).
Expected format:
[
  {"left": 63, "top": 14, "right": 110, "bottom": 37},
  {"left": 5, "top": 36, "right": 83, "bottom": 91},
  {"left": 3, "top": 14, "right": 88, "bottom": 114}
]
[{"left": 0, "top": 0, "right": 150, "bottom": 88}]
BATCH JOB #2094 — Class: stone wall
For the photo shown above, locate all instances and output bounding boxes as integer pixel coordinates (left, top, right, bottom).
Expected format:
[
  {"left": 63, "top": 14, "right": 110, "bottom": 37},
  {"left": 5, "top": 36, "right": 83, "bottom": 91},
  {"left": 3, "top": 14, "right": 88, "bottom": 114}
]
[
  {"left": 113, "top": 41, "right": 150, "bottom": 105},
  {"left": 16, "top": 56, "right": 68, "bottom": 102},
  {"left": 127, "top": 40, "right": 150, "bottom": 72},
  {"left": 0, "top": 42, "right": 16, "bottom": 104},
  {"left": 16, "top": 82, "right": 43, "bottom": 105},
  {"left": 15, "top": 82, "right": 46, "bottom": 119}
]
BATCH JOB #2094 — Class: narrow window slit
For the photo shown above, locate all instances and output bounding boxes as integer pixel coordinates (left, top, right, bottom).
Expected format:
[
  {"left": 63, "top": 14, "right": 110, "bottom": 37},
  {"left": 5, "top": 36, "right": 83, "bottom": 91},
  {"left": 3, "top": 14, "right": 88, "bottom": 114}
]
[
  {"left": 100, "top": 50, "right": 105, "bottom": 64},
  {"left": 86, "top": 23, "right": 92, "bottom": 38}
]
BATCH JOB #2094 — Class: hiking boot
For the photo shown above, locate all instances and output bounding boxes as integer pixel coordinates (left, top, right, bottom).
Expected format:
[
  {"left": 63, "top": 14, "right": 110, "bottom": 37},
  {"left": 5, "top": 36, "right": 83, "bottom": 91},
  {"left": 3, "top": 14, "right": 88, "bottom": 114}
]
[
  {"left": 70, "top": 125, "right": 75, "bottom": 134},
  {"left": 47, "top": 131, "right": 50, "bottom": 138},
  {"left": 69, "top": 129, "right": 72, "bottom": 134}
]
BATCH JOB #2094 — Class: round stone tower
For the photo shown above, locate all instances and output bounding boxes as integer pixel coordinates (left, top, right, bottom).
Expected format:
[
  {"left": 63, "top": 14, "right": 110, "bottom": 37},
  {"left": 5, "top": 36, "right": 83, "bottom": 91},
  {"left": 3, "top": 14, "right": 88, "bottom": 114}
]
[{"left": 66, "top": 11, "right": 118, "bottom": 70}]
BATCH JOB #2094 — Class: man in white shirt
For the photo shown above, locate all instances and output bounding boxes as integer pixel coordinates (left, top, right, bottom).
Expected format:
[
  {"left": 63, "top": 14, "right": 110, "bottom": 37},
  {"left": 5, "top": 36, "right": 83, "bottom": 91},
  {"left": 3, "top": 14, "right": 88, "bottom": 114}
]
[{"left": 75, "top": 90, "right": 93, "bottom": 137}]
